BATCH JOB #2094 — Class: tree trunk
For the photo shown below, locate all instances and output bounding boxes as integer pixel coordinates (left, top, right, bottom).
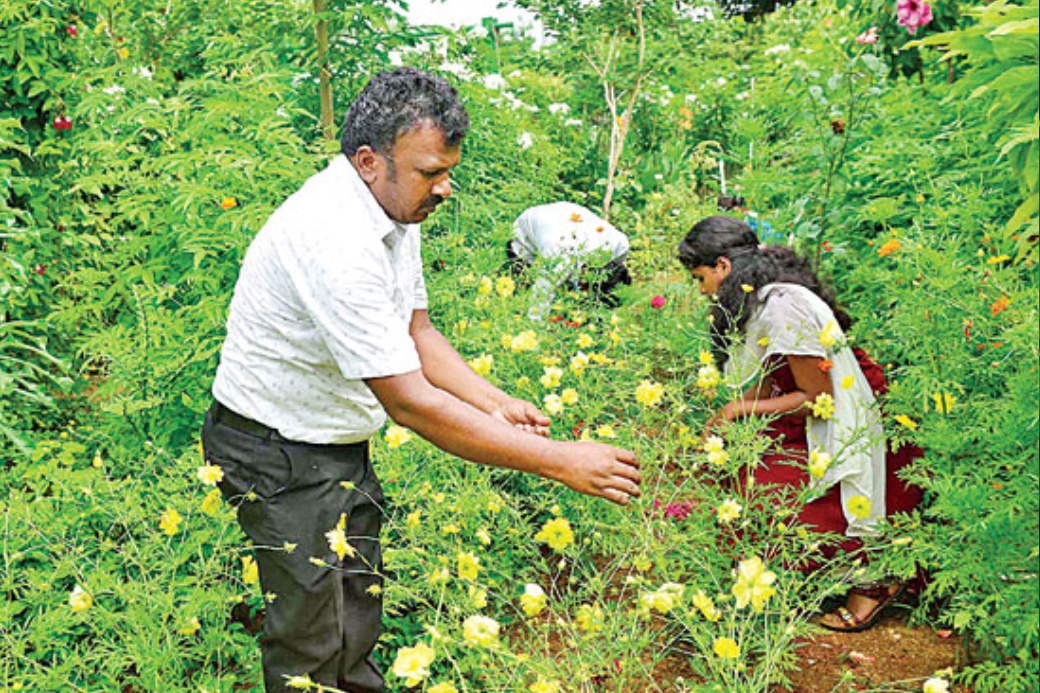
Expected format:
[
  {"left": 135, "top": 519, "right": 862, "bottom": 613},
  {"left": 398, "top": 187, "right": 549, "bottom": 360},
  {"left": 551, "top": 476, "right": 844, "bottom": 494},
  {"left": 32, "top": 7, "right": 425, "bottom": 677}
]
[{"left": 314, "top": 0, "right": 335, "bottom": 141}]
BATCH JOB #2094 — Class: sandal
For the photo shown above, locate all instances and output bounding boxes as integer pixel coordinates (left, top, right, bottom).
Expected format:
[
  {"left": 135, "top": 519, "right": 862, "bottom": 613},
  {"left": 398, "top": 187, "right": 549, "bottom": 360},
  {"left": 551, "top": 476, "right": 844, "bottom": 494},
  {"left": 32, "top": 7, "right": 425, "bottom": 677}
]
[{"left": 819, "top": 583, "right": 904, "bottom": 633}]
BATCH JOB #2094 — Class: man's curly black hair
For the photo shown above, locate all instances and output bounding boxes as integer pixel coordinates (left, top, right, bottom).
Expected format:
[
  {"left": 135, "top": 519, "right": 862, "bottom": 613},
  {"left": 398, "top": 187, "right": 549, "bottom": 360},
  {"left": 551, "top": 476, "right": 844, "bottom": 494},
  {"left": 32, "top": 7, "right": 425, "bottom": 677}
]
[{"left": 340, "top": 67, "right": 469, "bottom": 157}]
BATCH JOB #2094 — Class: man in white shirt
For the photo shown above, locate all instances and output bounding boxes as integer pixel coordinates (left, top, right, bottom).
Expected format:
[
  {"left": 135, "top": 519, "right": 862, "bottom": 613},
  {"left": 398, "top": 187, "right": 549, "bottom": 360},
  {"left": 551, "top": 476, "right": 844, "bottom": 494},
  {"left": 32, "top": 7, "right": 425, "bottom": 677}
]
[
  {"left": 508, "top": 201, "right": 631, "bottom": 318},
  {"left": 202, "top": 68, "right": 640, "bottom": 693}
]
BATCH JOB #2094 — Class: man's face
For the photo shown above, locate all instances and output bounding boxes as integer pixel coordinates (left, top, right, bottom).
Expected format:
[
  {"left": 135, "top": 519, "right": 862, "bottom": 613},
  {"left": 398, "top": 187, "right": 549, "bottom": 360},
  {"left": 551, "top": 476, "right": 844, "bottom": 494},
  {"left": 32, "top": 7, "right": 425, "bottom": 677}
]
[{"left": 353, "top": 123, "right": 461, "bottom": 224}]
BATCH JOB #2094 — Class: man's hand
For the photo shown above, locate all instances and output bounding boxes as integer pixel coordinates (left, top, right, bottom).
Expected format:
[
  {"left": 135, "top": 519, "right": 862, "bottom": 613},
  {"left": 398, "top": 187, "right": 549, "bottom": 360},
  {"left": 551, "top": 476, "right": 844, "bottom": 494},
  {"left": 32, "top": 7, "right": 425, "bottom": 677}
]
[
  {"left": 491, "top": 397, "right": 551, "bottom": 437},
  {"left": 553, "top": 441, "right": 641, "bottom": 506}
]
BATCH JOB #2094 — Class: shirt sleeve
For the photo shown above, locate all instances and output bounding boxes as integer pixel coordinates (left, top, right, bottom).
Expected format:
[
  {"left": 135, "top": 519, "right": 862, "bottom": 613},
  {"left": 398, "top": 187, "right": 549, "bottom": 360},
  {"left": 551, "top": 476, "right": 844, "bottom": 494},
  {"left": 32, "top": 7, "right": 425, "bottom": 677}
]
[
  {"left": 278, "top": 217, "right": 421, "bottom": 380},
  {"left": 411, "top": 227, "right": 429, "bottom": 310},
  {"left": 759, "top": 287, "right": 832, "bottom": 359}
]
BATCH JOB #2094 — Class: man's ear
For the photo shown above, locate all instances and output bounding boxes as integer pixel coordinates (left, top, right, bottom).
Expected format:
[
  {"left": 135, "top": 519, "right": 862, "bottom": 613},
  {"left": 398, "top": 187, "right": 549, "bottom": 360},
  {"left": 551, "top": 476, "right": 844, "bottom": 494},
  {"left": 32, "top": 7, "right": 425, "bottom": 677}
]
[{"left": 353, "top": 145, "right": 381, "bottom": 184}]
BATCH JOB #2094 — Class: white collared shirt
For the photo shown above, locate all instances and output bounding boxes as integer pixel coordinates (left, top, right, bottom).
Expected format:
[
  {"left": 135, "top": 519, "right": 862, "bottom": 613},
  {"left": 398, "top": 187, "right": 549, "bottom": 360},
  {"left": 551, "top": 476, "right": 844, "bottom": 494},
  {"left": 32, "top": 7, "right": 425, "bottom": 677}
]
[{"left": 212, "top": 155, "right": 427, "bottom": 444}]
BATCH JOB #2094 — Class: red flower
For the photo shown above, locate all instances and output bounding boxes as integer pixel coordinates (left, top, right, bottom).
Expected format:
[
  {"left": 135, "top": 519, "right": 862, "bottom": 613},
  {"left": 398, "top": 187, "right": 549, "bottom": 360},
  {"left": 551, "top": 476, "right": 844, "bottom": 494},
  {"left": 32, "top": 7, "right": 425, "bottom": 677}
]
[
  {"left": 830, "top": 119, "right": 846, "bottom": 135},
  {"left": 821, "top": 240, "right": 834, "bottom": 253},
  {"left": 650, "top": 295, "right": 667, "bottom": 309},
  {"left": 548, "top": 315, "right": 564, "bottom": 323},
  {"left": 66, "top": 25, "right": 78, "bottom": 37},
  {"left": 34, "top": 264, "right": 47, "bottom": 275},
  {"left": 52, "top": 115, "right": 72, "bottom": 131}
]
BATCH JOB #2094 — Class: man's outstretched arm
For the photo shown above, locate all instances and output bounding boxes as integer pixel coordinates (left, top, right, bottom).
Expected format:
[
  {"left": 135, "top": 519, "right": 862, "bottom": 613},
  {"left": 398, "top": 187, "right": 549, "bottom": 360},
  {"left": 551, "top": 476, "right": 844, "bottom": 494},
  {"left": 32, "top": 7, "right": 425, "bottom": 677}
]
[
  {"left": 365, "top": 369, "right": 640, "bottom": 506},
  {"left": 409, "top": 309, "right": 550, "bottom": 435}
]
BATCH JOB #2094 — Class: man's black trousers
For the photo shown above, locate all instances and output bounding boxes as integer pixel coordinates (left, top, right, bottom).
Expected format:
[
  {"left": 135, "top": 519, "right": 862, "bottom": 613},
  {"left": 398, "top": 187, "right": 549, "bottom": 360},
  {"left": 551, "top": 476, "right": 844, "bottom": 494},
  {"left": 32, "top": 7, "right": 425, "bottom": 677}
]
[{"left": 201, "top": 402, "right": 385, "bottom": 693}]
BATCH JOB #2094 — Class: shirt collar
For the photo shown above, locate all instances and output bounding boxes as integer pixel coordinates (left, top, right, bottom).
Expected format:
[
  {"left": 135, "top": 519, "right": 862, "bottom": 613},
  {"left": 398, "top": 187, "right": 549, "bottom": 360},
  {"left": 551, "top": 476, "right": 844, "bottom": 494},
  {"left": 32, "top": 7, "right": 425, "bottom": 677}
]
[{"left": 330, "top": 154, "right": 413, "bottom": 241}]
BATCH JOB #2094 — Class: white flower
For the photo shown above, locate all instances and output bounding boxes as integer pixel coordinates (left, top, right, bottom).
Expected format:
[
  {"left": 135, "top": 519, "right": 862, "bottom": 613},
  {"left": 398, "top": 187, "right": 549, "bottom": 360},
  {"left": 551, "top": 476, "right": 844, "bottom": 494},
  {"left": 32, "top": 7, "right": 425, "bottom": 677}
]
[
  {"left": 131, "top": 66, "right": 153, "bottom": 79},
  {"left": 102, "top": 84, "right": 126, "bottom": 95},
  {"left": 518, "top": 131, "right": 533, "bottom": 150},
  {"left": 564, "top": 118, "right": 583, "bottom": 127},
  {"left": 482, "top": 73, "right": 506, "bottom": 90},
  {"left": 548, "top": 102, "right": 571, "bottom": 115},
  {"left": 716, "top": 77, "right": 727, "bottom": 87},
  {"left": 764, "top": 44, "right": 791, "bottom": 56},
  {"left": 922, "top": 678, "right": 950, "bottom": 693}
]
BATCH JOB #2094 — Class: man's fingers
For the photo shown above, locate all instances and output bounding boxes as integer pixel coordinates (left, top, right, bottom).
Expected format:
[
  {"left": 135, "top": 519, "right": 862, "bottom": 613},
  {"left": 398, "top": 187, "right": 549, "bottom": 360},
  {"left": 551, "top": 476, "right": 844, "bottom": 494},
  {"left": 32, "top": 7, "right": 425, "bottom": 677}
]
[
  {"left": 613, "top": 462, "right": 641, "bottom": 484},
  {"left": 603, "top": 488, "right": 630, "bottom": 506},
  {"left": 611, "top": 478, "right": 641, "bottom": 498},
  {"left": 613, "top": 447, "right": 639, "bottom": 467}
]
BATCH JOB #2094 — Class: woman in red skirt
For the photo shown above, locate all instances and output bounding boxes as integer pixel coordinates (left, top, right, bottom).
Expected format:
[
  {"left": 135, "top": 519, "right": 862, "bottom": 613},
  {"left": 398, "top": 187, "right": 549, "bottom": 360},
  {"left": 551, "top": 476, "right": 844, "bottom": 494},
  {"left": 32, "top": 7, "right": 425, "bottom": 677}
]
[{"left": 677, "top": 216, "right": 922, "bottom": 632}]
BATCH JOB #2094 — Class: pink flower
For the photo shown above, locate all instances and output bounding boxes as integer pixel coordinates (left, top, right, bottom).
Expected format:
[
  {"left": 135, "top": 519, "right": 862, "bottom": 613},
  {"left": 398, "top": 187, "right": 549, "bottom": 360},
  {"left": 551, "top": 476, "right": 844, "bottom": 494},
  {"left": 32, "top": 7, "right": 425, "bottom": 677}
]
[
  {"left": 664, "top": 500, "right": 693, "bottom": 521},
  {"left": 650, "top": 295, "right": 667, "bottom": 310},
  {"left": 897, "top": 0, "right": 933, "bottom": 35},
  {"left": 856, "top": 26, "right": 879, "bottom": 44}
]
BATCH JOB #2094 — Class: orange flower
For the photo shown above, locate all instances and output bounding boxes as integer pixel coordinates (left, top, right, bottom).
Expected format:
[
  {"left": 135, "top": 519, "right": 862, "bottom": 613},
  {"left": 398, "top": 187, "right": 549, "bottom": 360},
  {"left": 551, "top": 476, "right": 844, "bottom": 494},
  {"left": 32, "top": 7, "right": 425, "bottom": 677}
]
[
  {"left": 220, "top": 196, "right": 238, "bottom": 210},
  {"left": 990, "top": 295, "right": 1010, "bottom": 317},
  {"left": 570, "top": 212, "right": 583, "bottom": 223},
  {"left": 818, "top": 359, "right": 834, "bottom": 373},
  {"left": 877, "top": 239, "right": 901, "bottom": 257}
]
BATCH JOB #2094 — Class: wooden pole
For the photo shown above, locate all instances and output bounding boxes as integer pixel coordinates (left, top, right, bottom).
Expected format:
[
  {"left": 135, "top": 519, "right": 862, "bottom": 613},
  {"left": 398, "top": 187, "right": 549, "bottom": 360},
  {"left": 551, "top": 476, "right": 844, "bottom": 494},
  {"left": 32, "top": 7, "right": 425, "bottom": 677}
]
[{"left": 314, "top": 0, "right": 335, "bottom": 141}]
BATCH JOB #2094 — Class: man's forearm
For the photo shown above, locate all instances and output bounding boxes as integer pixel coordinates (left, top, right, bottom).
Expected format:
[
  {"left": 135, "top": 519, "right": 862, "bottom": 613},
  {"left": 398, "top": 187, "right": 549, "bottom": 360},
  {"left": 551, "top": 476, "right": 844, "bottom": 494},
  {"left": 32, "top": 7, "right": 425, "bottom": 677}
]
[{"left": 412, "top": 321, "right": 511, "bottom": 413}]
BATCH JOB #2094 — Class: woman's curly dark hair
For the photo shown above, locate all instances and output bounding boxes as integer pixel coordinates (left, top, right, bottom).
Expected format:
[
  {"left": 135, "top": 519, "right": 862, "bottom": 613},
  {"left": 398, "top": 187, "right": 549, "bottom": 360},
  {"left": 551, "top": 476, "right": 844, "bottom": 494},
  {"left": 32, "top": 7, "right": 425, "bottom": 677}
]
[{"left": 677, "top": 216, "right": 851, "bottom": 363}]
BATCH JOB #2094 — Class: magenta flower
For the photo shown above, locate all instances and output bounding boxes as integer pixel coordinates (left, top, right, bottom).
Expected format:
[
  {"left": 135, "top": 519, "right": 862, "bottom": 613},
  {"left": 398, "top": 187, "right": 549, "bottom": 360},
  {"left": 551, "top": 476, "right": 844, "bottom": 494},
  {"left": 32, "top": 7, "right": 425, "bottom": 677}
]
[
  {"left": 856, "top": 26, "right": 879, "bottom": 44},
  {"left": 650, "top": 295, "right": 667, "bottom": 310},
  {"left": 897, "top": 0, "right": 933, "bottom": 35}
]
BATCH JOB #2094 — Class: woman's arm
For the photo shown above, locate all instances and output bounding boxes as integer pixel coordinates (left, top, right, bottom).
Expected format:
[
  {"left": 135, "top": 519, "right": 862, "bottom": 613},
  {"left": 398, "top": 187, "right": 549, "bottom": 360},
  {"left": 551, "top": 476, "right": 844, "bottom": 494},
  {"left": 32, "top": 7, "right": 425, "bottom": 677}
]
[{"left": 710, "top": 355, "right": 833, "bottom": 427}]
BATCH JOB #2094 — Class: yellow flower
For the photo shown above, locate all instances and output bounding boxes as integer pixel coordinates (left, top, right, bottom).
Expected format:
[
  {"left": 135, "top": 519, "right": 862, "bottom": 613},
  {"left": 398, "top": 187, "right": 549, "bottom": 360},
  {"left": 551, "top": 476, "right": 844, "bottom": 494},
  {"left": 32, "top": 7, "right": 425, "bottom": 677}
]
[
  {"left": 159, "top": 508, "right": 183, "bottom": 536},
  {"left": 577, "top": 333, "right": 594, "bottom": 349},
  {"left": 808, "top": 450, "right": 832, "bottom": 479},
  {"left": 757, "top": 336, "right": 771, "bottom": 347},
  {"left": 457, "top": 551, "right": 480, "bottom": 581},
  {"left": 570, "top": 351, "right": 591, "bottom": 374},
  {"left": 703, "top": 435, "right": 728, "bottom": 466},
  {"left": 894, "top": 414, "right": 918, "bottom": 431},
  {"left": 713, "top": 637, "right": 740, "bottom": 659},
  {"left": 932, "top": 392, "right": 956, "bottom": 414},
  {"left": 540, "top": 366, "right": 563, "bottom": 388},
  {"left": 698, "top": 350, "right": 715, "bottom": 365},
  {"left": 197, "top": 462, "right": 224, "bottom": 486},
  {"left": 841, "top": 375, "right": 855, "bottom": 390},
  {"left": 732, "top": 556, "right": 777, "bottom": 612},
  {"left": 392, "top": 641, "right": 436, "bottom": 687},
  {"left": 468, "top": 353, "right": 493, "bottom": 376},
  {"left": 717, "top": 499, "right": 742, "bottom": 524},
  {"left": 326, "top": 513, "right": 355, "bottom": 561},
  {"left": 535, "top": 517, "right": 574, "bottom": 552},
  {"left": 575, "top": 603, "right": 604, "bottom": 632},
  {"left": 385, "top": 425, "right": 413, "bottom": 449},
  {"left": 608, "top": 329, "right": 620, "bottom": 346},
  {"left": 469, "top": 586, "right": 487, "bottom": 608},
  {"left": 640, "top": 582, "right": 684, "bottom": 614},
  {"left": 478, "top": 276, "right": 493, "bottom": 295},
  {"left": 847, "top": 495, "right": 873, "bottom": 519},
  {"left": 476, "top": 528, "right": 492, "bottom": 545},
  {"left": 818, "top": 320, "right": 838, "bottom": 349},
  {"left": 520, "top": 583, "right": 547, "bottom": 616},
  {"left": 691, "top": 590, "right": 720, "bottom": 621},
  {"left": 560, "top": 388, "right": 579, "bottom": 405},
  {"left": 462, "top": 615, "right": 500, "bottom": 647},
  {"left": 200, "top": 488, "right": 222, "bottom": 516},
  {"left": 741, "top": 284, "right": 754, "bottom": 293},
  {"left": 429, "top": 683, "right": 459, "bottom": 693},
  {"left": 595, "top": 424, "right": 617, "bottom": 439},
  {"left": 69, "top": 584, "right": 92, "bottom": 612},
  {"left": 543, "top": 393, "right": 563, "bottom": 415},
  {"left": 220, "top": 196, "right": 238, "bottom": 210},
  {"left": 117, "top": 46, "right": 129, "bottom": 59},
  {"left": 635, "top": 380, "right": 664, "bottom": 406},
  {"left": 511, "top": 330, "right": 540, "bottom": 352},
  {"left": 530, "top": 677, "right": 562, "bottom": 693},
  {"left": 496, "top": 275, "right": 515, "bottom": 297},
  {"left": 242, "top": 555, "right": 259, "bottom": 586},
  {"left": 406, "top": 510, "right": 422, "bottom": 528},
  {"left": 811, "top": 393, "right": 835, "bottom": 420},
  {"left": 696, "top": 364, "right": 721, "bottom": 389}
]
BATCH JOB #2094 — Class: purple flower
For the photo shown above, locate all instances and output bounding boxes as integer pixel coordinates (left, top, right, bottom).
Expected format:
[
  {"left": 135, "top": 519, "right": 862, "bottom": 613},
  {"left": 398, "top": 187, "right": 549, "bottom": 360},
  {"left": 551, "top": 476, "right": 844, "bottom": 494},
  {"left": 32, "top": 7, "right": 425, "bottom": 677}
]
[{"left": 897, "top": 0, "right": 933, "bottom": 35}]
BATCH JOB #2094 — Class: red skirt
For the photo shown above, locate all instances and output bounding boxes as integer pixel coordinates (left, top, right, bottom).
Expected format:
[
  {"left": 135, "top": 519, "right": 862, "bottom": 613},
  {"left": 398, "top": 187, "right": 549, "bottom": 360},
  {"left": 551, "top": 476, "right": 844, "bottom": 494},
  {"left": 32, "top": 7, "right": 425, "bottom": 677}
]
[{"left": 749, "top": 349, "right": 922, "bottom": 559}]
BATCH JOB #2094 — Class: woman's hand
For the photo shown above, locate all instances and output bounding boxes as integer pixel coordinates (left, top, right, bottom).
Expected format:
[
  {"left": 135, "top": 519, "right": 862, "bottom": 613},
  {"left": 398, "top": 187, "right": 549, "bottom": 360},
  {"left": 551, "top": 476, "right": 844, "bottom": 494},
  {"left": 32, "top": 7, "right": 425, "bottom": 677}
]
[{"left": 703, "top": 401, "right": 740, "bottom": 438}]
